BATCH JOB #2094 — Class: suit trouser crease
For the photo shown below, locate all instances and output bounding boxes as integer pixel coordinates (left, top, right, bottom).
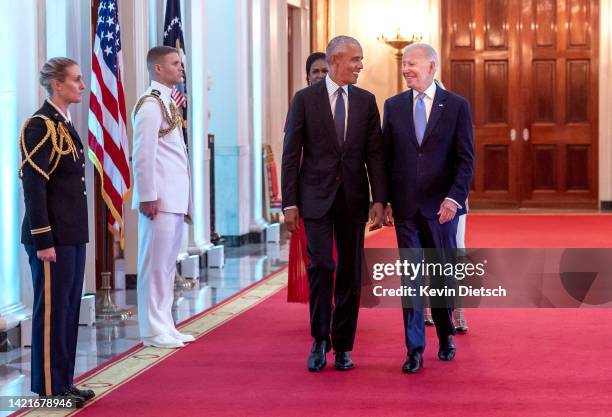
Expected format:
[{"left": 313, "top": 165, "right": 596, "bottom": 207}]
[
  {"left": 303, "top": 187, "right": 364, "bottom": 352},
  {"left": 26, "top": 244, "right": 85, "bottom": 395},
  {"left": 395, "top": 212, "right": 458, "bottom": 354},
  {"left": 137, "top": 212, "right": 184, "bottom": 338}
]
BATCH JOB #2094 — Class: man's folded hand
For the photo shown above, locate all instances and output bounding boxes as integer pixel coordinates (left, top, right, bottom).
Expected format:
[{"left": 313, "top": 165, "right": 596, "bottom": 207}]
[
  {"left": 284, "top": 207, "right": 300, "bottom": 233},
  {"left": 368, "top": 202, "right": 384, "bottom": 231}
]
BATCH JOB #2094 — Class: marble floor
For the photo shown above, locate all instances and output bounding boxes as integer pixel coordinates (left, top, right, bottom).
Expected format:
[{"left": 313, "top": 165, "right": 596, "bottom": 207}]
[{"left": 0, "top": 239, "right": 289, "bottom": 415}]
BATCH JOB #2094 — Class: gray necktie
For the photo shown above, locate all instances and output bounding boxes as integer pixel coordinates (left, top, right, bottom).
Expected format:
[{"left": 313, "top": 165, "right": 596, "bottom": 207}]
[{"left": 414, "top": 93, "right": 427, "bottom": 145}]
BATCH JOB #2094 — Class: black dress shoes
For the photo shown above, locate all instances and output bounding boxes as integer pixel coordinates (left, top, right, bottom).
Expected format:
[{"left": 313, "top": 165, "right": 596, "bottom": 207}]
[
  {"left": 438, "top": 335, "right": 456, "bottom": 361},
  {"left": 69, "top": 385, "right": 95, "bottom": 401},
  {"left": 334, "top": 351, "right": 354, "bottom": 370},
  {"left": 402, "top": 351, "right": 423, "bottom": 373},
  {"left": 40, "top": 392, "right": 85, "bottom": 409},
  {"left": 307, "top": 340, "right": 329, "bottom": 372}
]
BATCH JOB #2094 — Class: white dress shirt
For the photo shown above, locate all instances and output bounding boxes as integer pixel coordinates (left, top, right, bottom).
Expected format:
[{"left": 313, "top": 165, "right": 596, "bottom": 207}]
[
  {"left": 46, "top": 98, "right": 72, "bottom": 124},
  {"left": 412, "top": 81, "right": 437, "bottom": 122},
  {"left": 326, "top": 75, "right": 349, "bottom": 141}
]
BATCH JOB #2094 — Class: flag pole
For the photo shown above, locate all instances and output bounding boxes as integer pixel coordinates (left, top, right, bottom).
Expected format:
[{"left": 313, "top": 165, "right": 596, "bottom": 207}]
[
  {"left": 96, "top": 207, "right": 131, "bottom": 321},
  {"left": 164, "top": 0, "right": 195, "bottom": 291},
  {"left": 90, "top": 0, "right": 131, "bottom": 321}
]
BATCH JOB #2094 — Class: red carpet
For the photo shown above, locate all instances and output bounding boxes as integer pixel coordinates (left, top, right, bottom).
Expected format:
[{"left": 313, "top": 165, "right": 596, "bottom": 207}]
[
  {"left": 365, "top": 213, "right": 612, "bottom": 248},
  {"left": 76, "top": 214, "right": 612, "bottom": 417}
]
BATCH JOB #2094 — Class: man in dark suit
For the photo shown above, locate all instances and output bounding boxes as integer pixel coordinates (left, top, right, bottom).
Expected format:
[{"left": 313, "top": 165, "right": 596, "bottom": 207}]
[
  {"left": 282, "top": 35, "right": 386, "bottom": 372},
  {"left": 382, "top": 43, "right": 474, "bottom": 373}
]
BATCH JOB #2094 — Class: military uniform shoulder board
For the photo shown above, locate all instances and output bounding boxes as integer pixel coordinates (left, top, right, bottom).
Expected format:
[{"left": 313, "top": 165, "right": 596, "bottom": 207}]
[
  {"left": 133, "top": 91, "right": 166, "bottom": 119},
  {"left": 18, "top": 114, "right": 78, "bottom": 180},
  {"left": 133, "top": 90, "right": 182, "bottom": 138}
]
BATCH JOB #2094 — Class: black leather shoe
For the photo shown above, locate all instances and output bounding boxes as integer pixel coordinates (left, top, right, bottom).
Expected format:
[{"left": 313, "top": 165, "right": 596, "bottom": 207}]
[
  {"left": 69, "top": 385, "right": 95, "bottom": 401},
  {"left": 41, "top": 392, "right": 85, "bottom": 409},
  {"left": 334, "top": 351, "right": 354, "bottom": 370},
  {"left": 402, "top": 351, "right": 423, "bottom": 373},
  {"left": 438, "top": 335, "right": 456, "bottom": 361},
  {"left": 307, "top": 340, "right": 329, "bottom": 372},
  {"left": 455, "top": 324, "right": 469, "bottom": 334}
]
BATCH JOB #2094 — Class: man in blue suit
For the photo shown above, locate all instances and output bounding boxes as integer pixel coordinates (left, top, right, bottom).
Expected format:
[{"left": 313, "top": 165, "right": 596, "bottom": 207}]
[{"left": 382, "top": 43, "right": 474, "bottom": 373}]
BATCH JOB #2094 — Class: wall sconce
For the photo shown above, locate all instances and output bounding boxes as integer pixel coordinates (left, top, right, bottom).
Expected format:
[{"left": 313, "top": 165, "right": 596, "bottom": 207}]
[{"left": 378, "top": 29, "right": 422, "bottom": 93}]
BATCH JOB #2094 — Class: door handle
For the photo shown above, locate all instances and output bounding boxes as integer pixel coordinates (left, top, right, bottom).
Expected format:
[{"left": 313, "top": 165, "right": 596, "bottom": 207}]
[
  {"left": 523, "top": 128, "right": 529, "bottom": 142},
  {"left": 510, "top": 128, "right": 516, "bottom": 141}
]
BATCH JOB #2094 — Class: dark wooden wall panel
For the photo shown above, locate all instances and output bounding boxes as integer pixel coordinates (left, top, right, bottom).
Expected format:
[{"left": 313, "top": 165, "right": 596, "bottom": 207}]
[
  {"left": 535, "top": 0, "right": 556, "bottom": 47},
  {"left": 533, "top": 60, "right": 556, "bottom": 122},
  {"left": 451, "top": 0, "right": 474, "bottom": 49},
  {"left": 567, "top": 0, "right": 590, "bottom": 47},
  {"left": 485, "top": 0, "right": 508, "bottom": 49},
  {"left": 484, "top": 61, "right": 509, "bottom": 124},
  {"left": 484, "top": 145, "right": 509, "bottom": 190},
  {"left": 442, "top": 0, "right": 598, "bottom": 209},
  {"left": 566, "top": 60, "right": 589, "bottom": 122},
  {"left": 533, "top": 145, "right": 557, "bottom": 189},
  {"left": 566, "top": 145, "right": 590, "bottom": 189},
  {"left": 451, "top": 61, "right": 475, "bottom": 111}
]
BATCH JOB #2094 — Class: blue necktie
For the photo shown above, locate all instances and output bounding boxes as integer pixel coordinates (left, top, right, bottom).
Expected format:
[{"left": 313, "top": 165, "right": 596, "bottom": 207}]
[
  {"left": 334, "top": 87, "right": 345, "bottom": 146},
  {"left": 414, "top": 93, "right": 427, "bottom": 145}
]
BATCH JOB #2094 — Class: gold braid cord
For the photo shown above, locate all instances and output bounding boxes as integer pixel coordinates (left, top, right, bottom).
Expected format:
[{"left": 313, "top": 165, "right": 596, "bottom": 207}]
[
  {"left": 18, "top": 115, "right": 79, "bottom": 180},
  {"left": 133, "top": 95, "right": 183, "bottom": 138}
]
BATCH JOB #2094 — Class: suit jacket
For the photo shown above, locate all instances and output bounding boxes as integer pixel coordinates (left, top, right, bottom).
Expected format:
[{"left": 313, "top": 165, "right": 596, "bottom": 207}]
[
  {"left": 131, "top": 82, "right": 192, "bottom": 218},
  {"left": 382, "top": 87, "right": 474, "bottom": 219},
  {"left": 281, "top": 78, "right": 386, "bottom": 223},
  {"left": 20, "top": 101, "right": 89, "bottom": 250}
]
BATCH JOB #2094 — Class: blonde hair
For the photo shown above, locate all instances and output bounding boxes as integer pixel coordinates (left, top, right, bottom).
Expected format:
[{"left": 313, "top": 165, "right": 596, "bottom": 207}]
[{"left": 39, "top": 57, "right": 78, "bottom": 96}]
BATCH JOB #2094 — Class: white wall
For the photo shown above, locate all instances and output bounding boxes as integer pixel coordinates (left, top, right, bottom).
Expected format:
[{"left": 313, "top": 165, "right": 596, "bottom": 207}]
[{"left": 328, "top": 0, "right": 440, "bottom": 112}]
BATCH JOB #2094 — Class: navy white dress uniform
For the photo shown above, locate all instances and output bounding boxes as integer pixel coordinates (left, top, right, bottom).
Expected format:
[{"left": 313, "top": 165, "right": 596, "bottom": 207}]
[
  {"left": 19, "top": 99, "right": 88, "bottom": 396},
  {"left": 132, "top": 80, "right": 193, "bottom": 347}
]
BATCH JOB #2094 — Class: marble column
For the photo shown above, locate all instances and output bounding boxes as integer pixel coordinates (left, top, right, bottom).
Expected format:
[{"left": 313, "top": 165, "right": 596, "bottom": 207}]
[
  {"left": 207, "top": 0, "right": 253, "bottom": 245},
  {"left": 0, "top": 1, "right": 38, "bottom": 344},
  {"left": 186, "top": 0, "right": 214, "bottom": 254}
]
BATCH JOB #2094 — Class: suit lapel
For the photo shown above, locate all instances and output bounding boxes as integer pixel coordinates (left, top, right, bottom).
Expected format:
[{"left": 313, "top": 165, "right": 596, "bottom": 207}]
[
  {"left": 343, "top": 85, "right": 358, "bottom": 152},
  {"left": 400, "top": 90, "right": 419, "bottom": 148},
  {"left": 317, "top": 79, "right": 341, "bottom": 154},
  {"left": 421, "top": 87, "right": 448, "bottom": 147}
]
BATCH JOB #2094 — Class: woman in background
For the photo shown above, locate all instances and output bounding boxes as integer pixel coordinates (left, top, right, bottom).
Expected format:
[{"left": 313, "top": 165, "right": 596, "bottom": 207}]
[{"left": 287, "top": 52, "right": 329, "bottom": 303}]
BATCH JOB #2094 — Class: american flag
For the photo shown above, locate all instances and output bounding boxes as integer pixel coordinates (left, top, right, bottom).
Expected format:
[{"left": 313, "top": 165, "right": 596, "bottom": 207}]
[
  {"left": 163, "top": 0, "right": 188, "bottom": 147},
  {"left": 87, "top": 0, "right": 131, "bottom": 248}
]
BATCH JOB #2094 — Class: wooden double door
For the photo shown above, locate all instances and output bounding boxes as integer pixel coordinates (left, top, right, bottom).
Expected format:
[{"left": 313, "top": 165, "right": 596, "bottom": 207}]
[{"left": 441, "top": 0, "right": 599, "bottom": 209}]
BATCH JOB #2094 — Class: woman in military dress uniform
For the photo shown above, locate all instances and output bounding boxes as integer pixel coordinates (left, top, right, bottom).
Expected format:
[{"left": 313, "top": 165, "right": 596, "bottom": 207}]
[{"left": 19, "top": 57, "right": 95, "bottom": 406}]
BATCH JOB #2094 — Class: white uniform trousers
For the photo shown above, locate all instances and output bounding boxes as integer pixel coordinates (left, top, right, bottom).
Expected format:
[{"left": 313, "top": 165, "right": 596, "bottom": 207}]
[
  {"left": 456, "top": 213, "right": 466, "bottom": 249},
  {"left": 137, "top": 211, "right": 184, "bottom": 338}
]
